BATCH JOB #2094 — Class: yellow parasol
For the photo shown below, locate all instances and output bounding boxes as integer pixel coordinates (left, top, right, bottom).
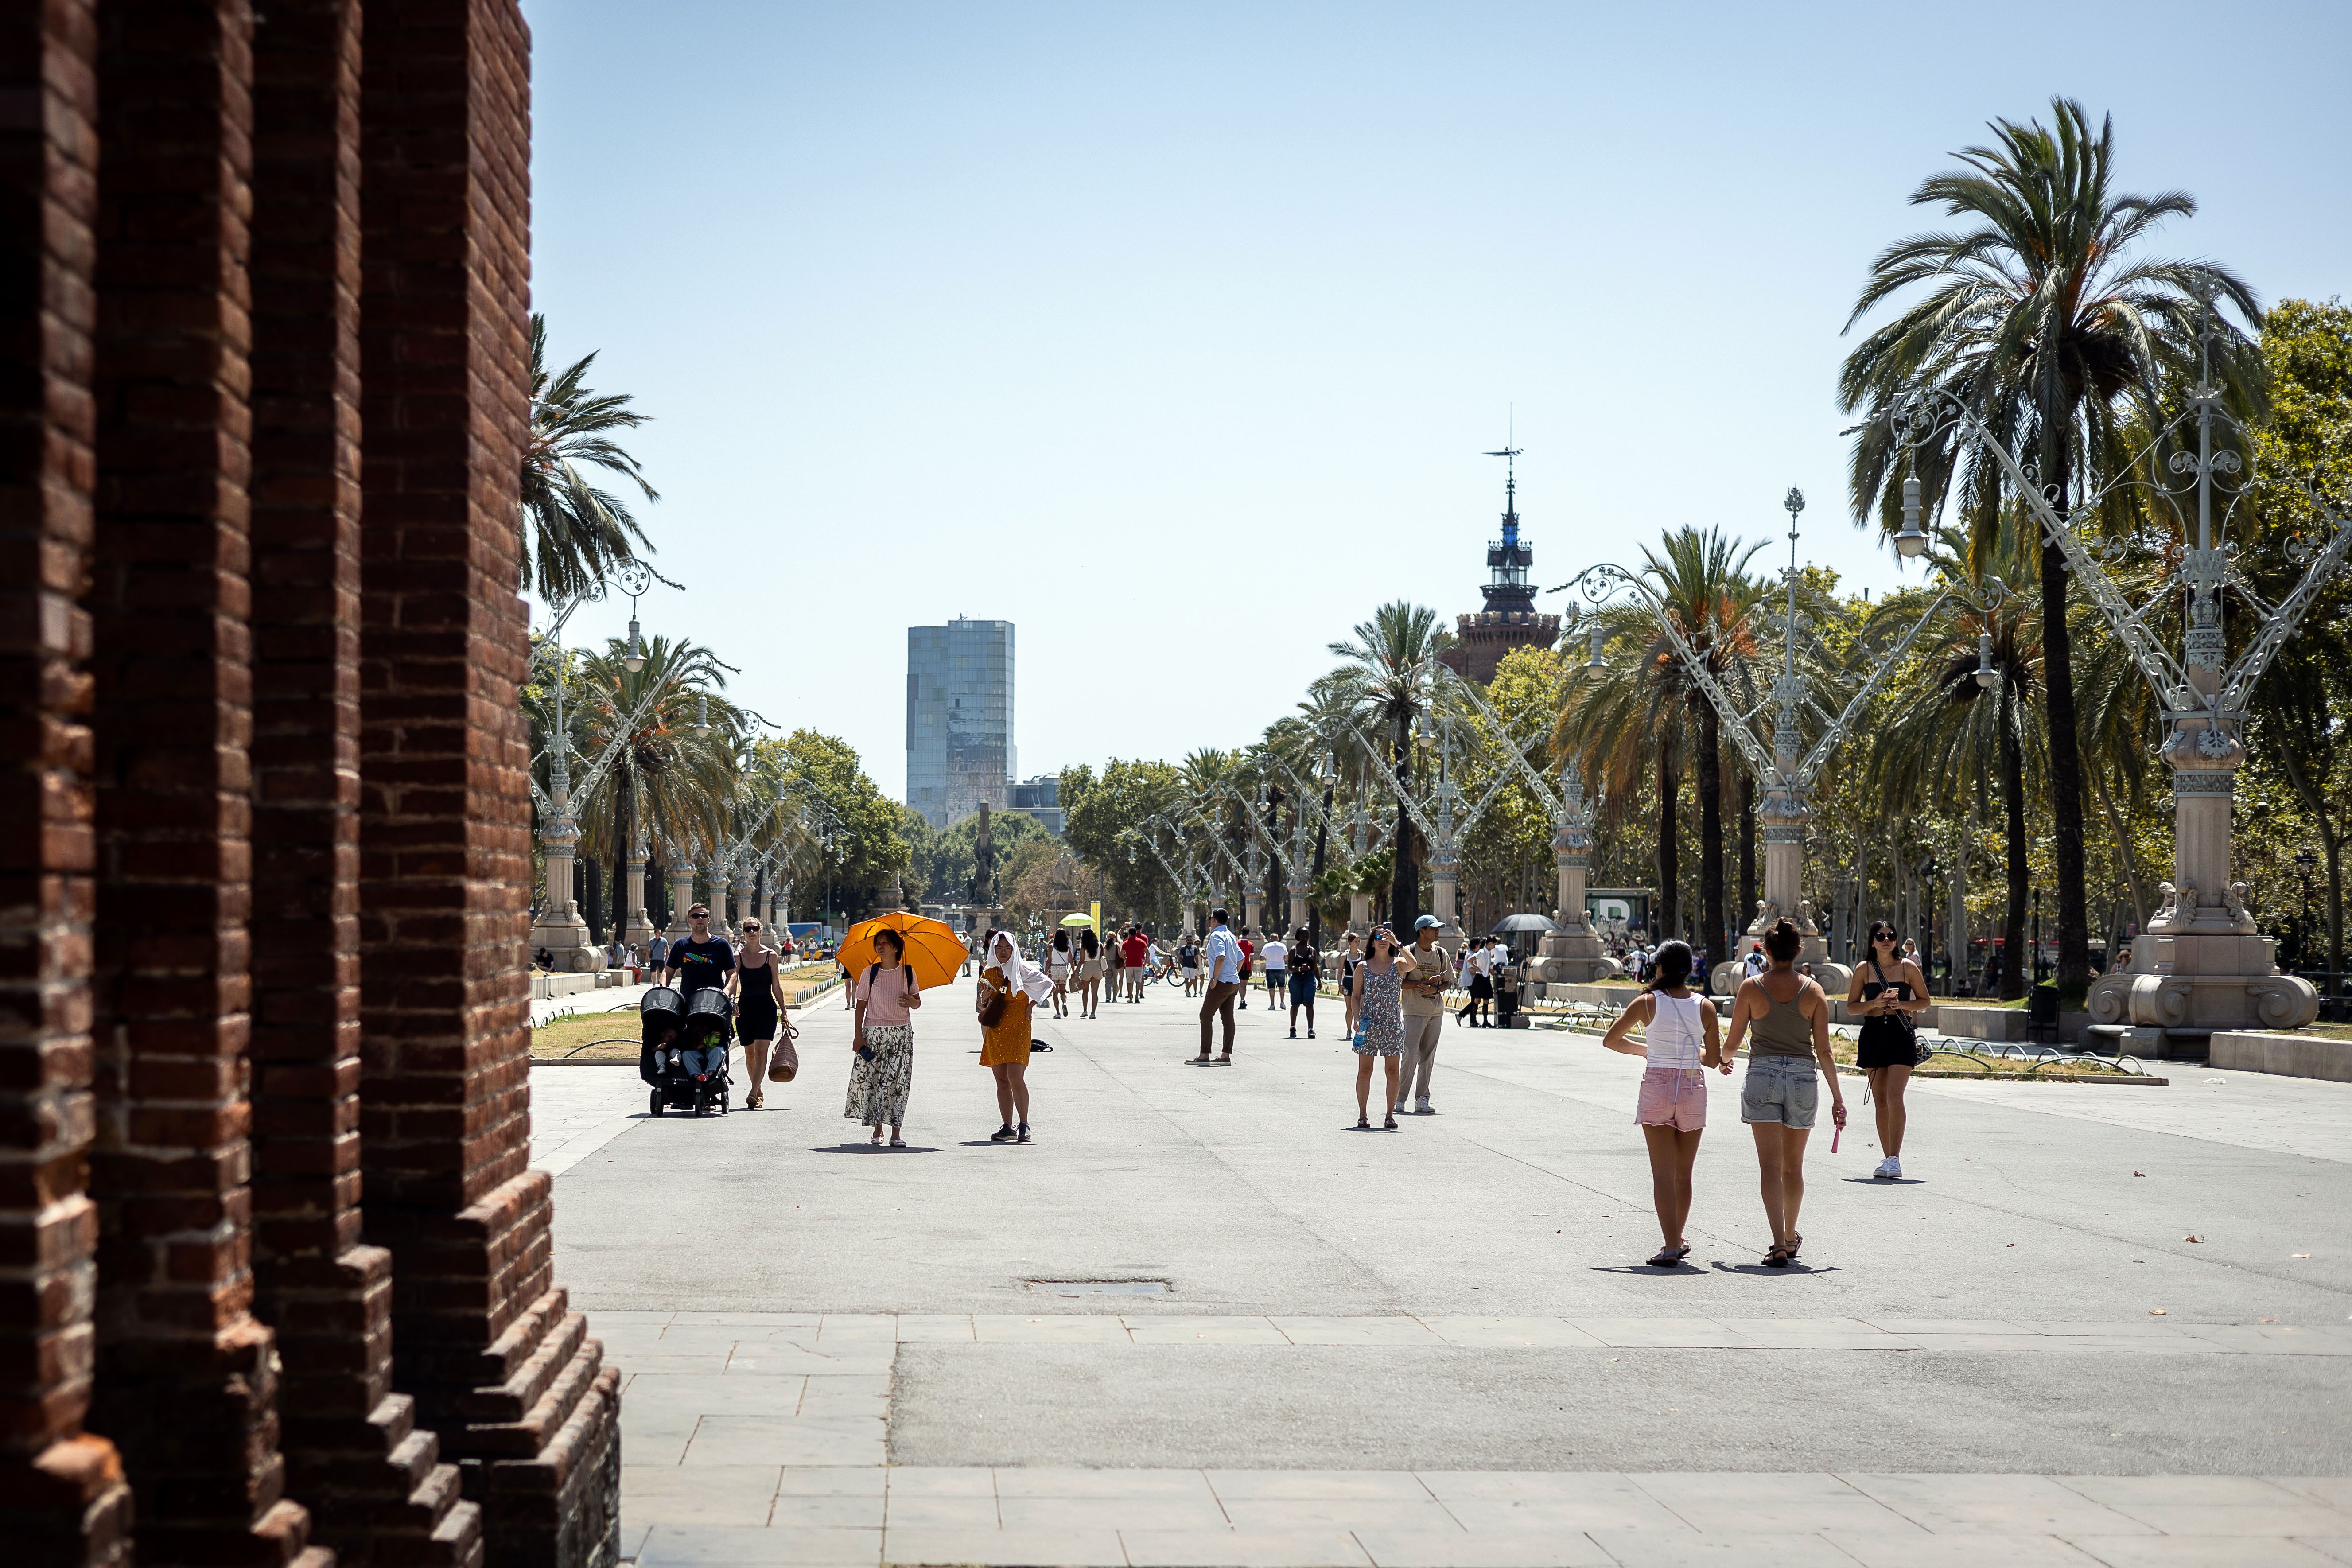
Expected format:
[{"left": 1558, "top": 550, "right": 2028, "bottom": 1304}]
[
  {"left": 837, "top": 911, "right": 968, "bottom": 991},
  {"left": 1058, "top": 911, "right": 1096, "bottom": 928}
]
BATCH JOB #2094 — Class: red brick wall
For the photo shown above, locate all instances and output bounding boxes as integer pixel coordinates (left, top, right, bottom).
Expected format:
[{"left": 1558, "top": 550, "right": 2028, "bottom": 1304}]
[
  {"left": 359, "top": 4, "right": 618, "bottom": 1562},
  {"left": 84, "top": 3, "right": 323, "bottom": 1564},
  {"left": 247, "top": 4, "right": 482, "bottom": 1562},
  {"left": 0, "top": 1, "right": 132, "bottom": 1562}
]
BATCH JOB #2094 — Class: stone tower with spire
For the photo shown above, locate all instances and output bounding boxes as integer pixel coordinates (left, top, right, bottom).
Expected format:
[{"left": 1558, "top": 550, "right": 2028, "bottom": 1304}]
[{"left": 1438, "top": 444, "right": 1561, "bottom": 684}]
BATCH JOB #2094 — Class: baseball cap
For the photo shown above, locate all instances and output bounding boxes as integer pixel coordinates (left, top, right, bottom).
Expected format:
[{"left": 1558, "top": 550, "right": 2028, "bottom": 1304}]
[{"left": 1414, "top": 914, "right": 1441, "bottom": 931}]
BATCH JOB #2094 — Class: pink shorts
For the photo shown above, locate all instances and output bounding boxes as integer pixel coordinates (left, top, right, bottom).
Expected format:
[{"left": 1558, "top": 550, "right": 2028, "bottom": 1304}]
[{"left": 1636, "top": 1066, "right": 1707, "bottom": 1132}]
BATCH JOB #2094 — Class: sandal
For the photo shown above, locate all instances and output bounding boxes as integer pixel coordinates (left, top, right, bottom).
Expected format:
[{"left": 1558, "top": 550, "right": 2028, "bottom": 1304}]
[
  {"left": 1357, "top": 1115, "right": 1371, "bottom": 1129},
  {"left": 1383, "top": 1115, "right": 1398, "bottom": 1130},
  {"left": 1763, "top": 1241, "right": 1794, "bottom": 1268},
  {"left": 1785, "top": 1233, "right": 1803, "bottom": 1260},
  {"left": 746, "top": 1089, "right": 762, "bottom": 1109},
  {"left": 1647, "top": 1247, "right": 1682, "bottom": 1268}
]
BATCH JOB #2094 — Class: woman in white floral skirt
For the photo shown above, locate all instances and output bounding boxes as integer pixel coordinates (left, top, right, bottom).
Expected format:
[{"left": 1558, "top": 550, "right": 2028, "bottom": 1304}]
[{"left": 848, "top": 927, "right": 922, "bottom": 1146}]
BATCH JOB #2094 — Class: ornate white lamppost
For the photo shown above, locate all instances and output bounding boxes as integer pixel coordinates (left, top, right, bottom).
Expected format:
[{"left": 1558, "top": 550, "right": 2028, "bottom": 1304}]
[
  {"left": 1553, "top": 488, "right": 2006, "bottom": 992},
  {"left": 1883, "top": 337, "right": 2346, "bottom": 1040}
]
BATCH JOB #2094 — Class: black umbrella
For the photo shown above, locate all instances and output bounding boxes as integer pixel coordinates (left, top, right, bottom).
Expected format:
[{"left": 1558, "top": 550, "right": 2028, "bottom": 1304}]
[{"left": 1489, "top": 914, "right": 1556, "bottom": 936}]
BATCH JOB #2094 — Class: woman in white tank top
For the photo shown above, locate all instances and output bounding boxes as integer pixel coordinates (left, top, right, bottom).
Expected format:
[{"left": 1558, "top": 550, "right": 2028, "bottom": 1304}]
[{"left": 1598, "top": 939, "right": 1722, "bottom": 1267}]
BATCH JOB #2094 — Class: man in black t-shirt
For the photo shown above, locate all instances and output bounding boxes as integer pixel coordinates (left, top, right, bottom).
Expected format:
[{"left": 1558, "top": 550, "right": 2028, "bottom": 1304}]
[{"left": 663, "top": 903, "right": 735, "bottom": 1077}]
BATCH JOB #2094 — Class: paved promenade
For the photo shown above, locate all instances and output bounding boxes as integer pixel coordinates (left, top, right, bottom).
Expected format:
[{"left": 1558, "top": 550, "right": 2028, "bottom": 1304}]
[{"left": 539, "top": 974, "right": 2352, "bottom": 1566}]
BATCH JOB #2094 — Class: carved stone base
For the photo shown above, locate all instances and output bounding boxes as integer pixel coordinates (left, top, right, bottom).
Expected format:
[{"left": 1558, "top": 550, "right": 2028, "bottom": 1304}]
[
  {"left": 530, "top": 913, "right": 602, "bottom": 973},
  {"left": 2088, "top": 924, "right": 2317, "bottom": 1033},
  {"left": 1711, "top": 934, "right": 1848, "bottom": 997},
  {"left": 1530, "top": 926, "right": 1621, "bottom": 984}
]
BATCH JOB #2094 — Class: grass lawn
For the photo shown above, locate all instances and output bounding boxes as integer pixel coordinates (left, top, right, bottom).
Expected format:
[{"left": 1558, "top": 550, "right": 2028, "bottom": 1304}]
[{"left": 529, "top": 964, "right": 844, "bottom": 1060}]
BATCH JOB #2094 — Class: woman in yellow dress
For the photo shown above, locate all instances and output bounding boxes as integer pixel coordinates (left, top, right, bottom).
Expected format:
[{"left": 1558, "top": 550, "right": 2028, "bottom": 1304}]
[{"left": 977, "top": 930, "right": 1053, "bottom": 1145}]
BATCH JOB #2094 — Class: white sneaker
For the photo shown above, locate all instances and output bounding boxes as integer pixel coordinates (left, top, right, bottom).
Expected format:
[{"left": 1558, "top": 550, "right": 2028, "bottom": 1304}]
[
  {"left": 1416, "top": 1095, "right": 1433, "bottom": 1114},
  {"left": 1872, "top": 1157, "right": 1893, "bottom": 1179},
  {"left": 1885, "top": 1156, "right": 1902, "bottom": 1179},
  {"left": 1393, "top": 1099, "right": 1408, "bottom": 1115}
]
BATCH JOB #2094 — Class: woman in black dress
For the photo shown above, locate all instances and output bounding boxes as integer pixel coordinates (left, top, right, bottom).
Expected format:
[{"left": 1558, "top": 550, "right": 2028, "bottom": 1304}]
[
  {"left": 1846, "top": 921, "right": 1928, "bottom": 1179},
  {"left": 729, "top": 918, "right": 790, "bottom": 1109}
]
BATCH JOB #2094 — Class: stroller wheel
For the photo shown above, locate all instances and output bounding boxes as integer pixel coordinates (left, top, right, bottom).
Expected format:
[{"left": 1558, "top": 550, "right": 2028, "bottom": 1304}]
[
  {"left": 649, "top": 1090, "right": 664, "bottom": 1117},
  {"left": 692, "top": 1093, "right": 706, "bottom": 1117}
]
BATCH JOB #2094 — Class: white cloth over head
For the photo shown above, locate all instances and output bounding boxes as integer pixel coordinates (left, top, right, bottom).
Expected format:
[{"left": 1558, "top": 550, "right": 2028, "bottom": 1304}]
[{"left": 990, "top": 931, "right": 1055, "bottom": 1004}]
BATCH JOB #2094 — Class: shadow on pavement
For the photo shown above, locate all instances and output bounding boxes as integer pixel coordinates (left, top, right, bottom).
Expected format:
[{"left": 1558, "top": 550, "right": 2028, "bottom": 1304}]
[{"left": 812, "top": 1143, "right": 943, "bottom": 1154}]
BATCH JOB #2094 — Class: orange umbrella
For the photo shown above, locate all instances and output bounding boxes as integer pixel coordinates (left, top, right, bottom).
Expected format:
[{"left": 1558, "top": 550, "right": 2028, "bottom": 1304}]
[{"left": 837, "top": 911, "right": 968, "bottom": 991}]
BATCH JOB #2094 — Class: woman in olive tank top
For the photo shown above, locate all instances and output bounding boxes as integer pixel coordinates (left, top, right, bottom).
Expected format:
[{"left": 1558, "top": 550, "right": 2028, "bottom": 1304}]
[{"left": 1722, "top": 917, "right": 1845, "bottom": 1268}]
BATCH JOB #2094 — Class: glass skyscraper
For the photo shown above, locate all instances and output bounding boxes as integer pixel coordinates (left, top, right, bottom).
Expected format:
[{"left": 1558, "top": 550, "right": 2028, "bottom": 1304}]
[{"left": 906, "top": 619, "right": 1015, "bottom": 829}]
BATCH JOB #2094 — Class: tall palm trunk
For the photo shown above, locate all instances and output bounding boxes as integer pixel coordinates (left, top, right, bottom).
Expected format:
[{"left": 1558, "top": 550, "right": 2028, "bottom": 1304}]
[
  {"left": 1655, "top": 736, "right": 1679, "bottom": 941},
  {"left": 1999, "top": 685, "right": 2029, "bottom": 1001},
  {"left": 1697, "top": 700, "right": 1724, "bottom": 962},
  {"left": 1389, "top": 709, "right": 1415, "bottom": 929},
  {"left": 2041, "top": 435, "right": 2092, "bottom": 989}
]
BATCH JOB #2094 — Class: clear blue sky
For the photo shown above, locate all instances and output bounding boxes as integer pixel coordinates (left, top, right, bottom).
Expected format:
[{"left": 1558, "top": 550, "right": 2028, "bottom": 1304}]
[{"left": 525, "top": 1, "right": 2352, "bottom": 801}]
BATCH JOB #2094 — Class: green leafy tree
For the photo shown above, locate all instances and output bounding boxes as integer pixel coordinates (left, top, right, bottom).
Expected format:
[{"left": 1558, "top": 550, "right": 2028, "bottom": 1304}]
[
  {"left": 1061, "top": 759, "right": 1182, "bottom": 922},
  {"left": 1840, "top": 97, "right": 2259, "bottom": 988},
  {"left": 771, "top": 730, "right": 910, "bottom": 920},
  {"left": 2247, "top": 298, "right": 2352, "bottom": 973}
]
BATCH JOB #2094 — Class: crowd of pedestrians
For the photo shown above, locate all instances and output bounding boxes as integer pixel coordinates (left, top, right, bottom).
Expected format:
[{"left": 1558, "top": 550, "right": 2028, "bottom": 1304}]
[{"left": 642, "top": 896, "right": 1921, "bottom": 1271}]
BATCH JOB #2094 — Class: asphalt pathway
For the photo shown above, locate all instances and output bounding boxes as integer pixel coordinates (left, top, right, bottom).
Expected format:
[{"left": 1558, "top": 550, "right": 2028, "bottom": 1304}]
[{"left": 539, "top": 973, "right": 2352, "bottom": 1565}]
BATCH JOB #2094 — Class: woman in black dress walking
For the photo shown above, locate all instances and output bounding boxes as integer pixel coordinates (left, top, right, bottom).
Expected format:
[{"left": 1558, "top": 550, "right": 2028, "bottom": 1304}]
[
  {"left": 729, "top": 918, "right": 790, "bottom": 1108},
  {"left": 1846, "top": 921, "right": 1928, "bottom": 1179}
]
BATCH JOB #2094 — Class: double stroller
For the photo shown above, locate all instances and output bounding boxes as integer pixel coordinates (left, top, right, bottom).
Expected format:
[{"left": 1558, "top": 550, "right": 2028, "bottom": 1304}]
[{"left": 639, "top": 986, "right": 735, "bottom": 1117}]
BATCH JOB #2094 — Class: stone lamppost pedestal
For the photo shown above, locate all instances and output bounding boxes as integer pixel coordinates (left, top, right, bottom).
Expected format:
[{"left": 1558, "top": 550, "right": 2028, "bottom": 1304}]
[
  {"left": 665, "top": 860, "right": 695, "bottom": 939},
  {"left": 532, "top": 824, "right": 602, "bottom": 973},
  {"left": 1532, "top": 847, "right": 1621, "bottom": 988},
  {"left": 1710, "top": 812, "right": 1848, "bottom": 995},
  {"left": 622, "top": 848, "right": 654, "bottom": 950},
  {"left": 2088, "top": 725, "right": 2317, "bottom": 1046}
]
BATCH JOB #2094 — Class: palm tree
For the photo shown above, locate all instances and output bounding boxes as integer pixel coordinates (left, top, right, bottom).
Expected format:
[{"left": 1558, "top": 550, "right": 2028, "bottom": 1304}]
[
  {"left": 1555, "top": 603, "right": 1687, "bottom": 938},
  {"left": 1839, "top": 97, "right": 2259, "bottom": 989},
  {"left": 1641, "top": 529, "right": 1766, "bottom": 957},
  {"left": 1327, "top": 602, "right": 1454, "bottom": 929},
  {"left": 1858, "top": 527, "right": 2042, "bottom": 997},
  {"left": 571, "top": 635, "right": 740, "bottom": 919},
  {"left": 523, "top": 313, "right": 661, "bottom": 601}
]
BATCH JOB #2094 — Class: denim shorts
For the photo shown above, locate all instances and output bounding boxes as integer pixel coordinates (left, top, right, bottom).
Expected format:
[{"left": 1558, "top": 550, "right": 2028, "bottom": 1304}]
[{"left": 1739, "top": 1053, "right": 1818, "bottom": 1128}]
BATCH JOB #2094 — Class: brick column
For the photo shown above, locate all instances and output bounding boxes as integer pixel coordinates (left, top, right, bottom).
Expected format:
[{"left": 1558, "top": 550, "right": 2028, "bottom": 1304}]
[
  {"left": 245, "top": 5, "right": 484, "bottom": 1563},
  {"left": 358, "top": 6, "right": 619, "bottom": 1566},
  {"left": 84, "top": 5, "right": 323, "bottom": 1565},
  {"left": 0, "top": 4, "right": 132, "bottom": 1563}
]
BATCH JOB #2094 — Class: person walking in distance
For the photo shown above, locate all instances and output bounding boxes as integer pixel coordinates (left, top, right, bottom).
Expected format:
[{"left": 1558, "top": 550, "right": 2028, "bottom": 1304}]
[
  {"left": 727, "top": 917, "right": 790, "bottom": 1109},
  {"left": 1195, "top": 907, "right": 1244, "bottom": 1063},
  {"left": 662, "top": 904, "right": 735, "bottom": 1095},
  {"left": 1338, "top": 931, "right": 1364, "bottom": 1038},
  {"left": 1077, "top": 926, "right": 1104, "bottom": 1019},
  {"left": 848, "top": 926, "right": 922, "bottom": 1147},
  {"left": 1456, "top": 938, "right": 1492, "bottom": 1027},
  {"left": 1848, "top": 921, "right": 1928, "bottom": 1179},
  {"left": 1350, "top": 927, "right": 1405, "bottom": 1129},
  {"left": 977, "top": 930, "right": 1052, "bottom": 1144},
  {"left": 1236, "top": 930, "right": 1256, "bottom": 1008},
  {"left": 1121, "top": 924, "right": 1151, "bottom": 1003},
  {"left": 1396, "top": 915, "right": 1449, "bottom": 1114},
  {"left": 1046, "top": 928, "right": 1072, "bottom": 1018},
  {"left": 1260, "top": 930, "right": 1288, "bottom": 1013},
  {"left": 1178, "top": 933, "right": 1201, "bottom": 997},
  {"left": 1285, "top": 926, "right": 1320, "bottom": 1039},
  {"left": 1598, "top": 940, "right": 1720, "bottom": 1267},
  {"left": 1099, "top": 926, "right": 1122, "bottom": 1012},
  {"left": 1721, "top": 917, "right": 1845, "bottom": 1266}
]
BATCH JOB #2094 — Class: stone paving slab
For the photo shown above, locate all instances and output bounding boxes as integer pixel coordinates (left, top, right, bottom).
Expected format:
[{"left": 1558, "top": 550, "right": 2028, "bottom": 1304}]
[
  {"left": 617, "top": 1467, "right": 2352, "bottom": 1566},
  {"left": 596, "top": 1310, "right": 2352, "bottom": 1354}
]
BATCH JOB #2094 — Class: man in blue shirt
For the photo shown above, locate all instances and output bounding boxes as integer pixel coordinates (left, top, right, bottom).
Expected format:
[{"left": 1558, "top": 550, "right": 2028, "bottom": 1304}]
[{"left": 1194, "top": 907, "right": 1244, "bottom": 1063}]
